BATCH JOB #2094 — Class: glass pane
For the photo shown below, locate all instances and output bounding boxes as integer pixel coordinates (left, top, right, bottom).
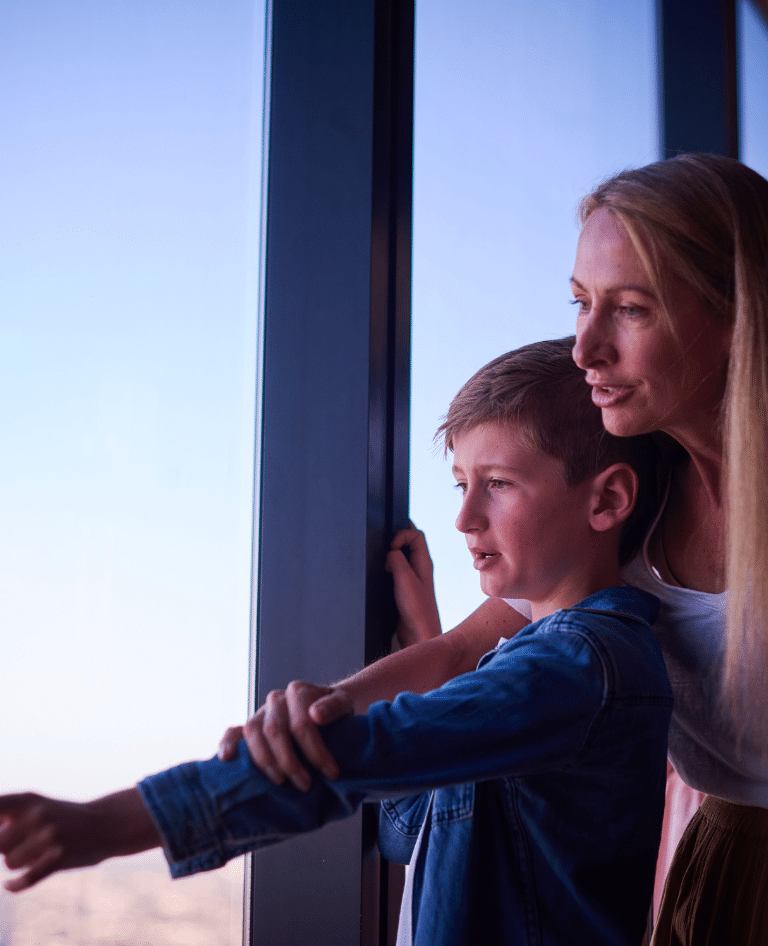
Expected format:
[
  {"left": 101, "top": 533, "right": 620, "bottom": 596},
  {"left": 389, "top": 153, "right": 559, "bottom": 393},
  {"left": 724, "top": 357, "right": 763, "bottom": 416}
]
[
  {"left": 411, "top": 0, "right": 658, "bottom": 630},
  {"left": 0, "top": 2, "right": 265, "bottom": 943},
  {"left": 739, "top": 0, "right": 768, "bottom": 177}
]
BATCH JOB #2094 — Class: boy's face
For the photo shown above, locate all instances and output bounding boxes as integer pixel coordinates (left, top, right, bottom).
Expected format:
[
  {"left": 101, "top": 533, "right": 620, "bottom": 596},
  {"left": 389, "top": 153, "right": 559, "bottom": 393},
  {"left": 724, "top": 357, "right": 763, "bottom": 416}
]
[{"left": 452, "top": 421, "right": 598, "bottom": 613}]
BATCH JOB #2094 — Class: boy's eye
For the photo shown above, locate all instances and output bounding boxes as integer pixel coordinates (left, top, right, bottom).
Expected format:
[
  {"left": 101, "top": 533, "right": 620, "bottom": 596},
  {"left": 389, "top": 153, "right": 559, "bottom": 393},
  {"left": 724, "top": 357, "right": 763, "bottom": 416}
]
[
  {"left": 489, "top": 479, "right": 510, "bottom": 490},
  {"left": 453, "top": 482, "right": 467, "bottom": 494}
]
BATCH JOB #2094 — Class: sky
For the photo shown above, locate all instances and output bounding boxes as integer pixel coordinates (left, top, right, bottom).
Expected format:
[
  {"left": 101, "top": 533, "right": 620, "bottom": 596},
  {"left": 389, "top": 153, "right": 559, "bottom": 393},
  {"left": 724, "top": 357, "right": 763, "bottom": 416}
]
[
  {"left": 0, "top": 0, "right": 266, "bottom": 798},
  {"left": 0, "top": 0, "right": 766, "bottom": 809},
  {"left": 411, "top": 0, "right": 768, "bottom": 632}
]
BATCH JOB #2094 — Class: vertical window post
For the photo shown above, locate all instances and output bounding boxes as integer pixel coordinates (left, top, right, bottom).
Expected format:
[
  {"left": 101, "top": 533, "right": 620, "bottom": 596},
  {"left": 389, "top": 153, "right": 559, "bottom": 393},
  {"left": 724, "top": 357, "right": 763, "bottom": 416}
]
[
  {"left": 249, "top": 2, "right": 413, "bottom": 943},
  {"left": 658, "top": 0, "right": 739, "bottom": 157}
]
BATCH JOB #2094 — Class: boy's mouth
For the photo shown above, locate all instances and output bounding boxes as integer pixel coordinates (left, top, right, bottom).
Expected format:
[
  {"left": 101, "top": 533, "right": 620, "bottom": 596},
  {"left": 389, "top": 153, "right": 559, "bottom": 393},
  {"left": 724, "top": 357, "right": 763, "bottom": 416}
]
[{"left": 469, "top": 549, "right": 499, "bottom": 569}]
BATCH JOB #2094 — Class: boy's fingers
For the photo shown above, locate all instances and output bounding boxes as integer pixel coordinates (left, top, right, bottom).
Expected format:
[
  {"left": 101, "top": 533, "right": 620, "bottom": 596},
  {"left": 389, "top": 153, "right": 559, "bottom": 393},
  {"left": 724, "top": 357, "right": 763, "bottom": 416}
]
[
  {"left": 388, "top": 530, "right": 433, "bottom": 584},
  {"left": 406, "top": 533, "right": 434, "bottom": 580},
  {"left": 0, "top": 794, "right": 37, "bottom": 823},
  {"left": 390, "top": 528, "right": 422, "bottom": 551},
  {"left": 0, "top": 797, "right": 70, "bottom": 892},
  {"left": 4, "top": 823, "right": 57, "bottom": 872},
  {"left": 0, "top": 799, "right": 44, "bottom": 854},
  {"left": 385, "top": 548, "right": 412, "bottom": 578},
  {"left": 4, "top": 844, "right": 63, "bottom": 892}
]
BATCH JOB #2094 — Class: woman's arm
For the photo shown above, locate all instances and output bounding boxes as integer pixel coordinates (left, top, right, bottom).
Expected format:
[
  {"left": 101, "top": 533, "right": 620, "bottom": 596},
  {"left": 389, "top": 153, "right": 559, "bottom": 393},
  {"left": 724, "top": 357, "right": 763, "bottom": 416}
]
[
  {"left": 220, "top": 597, "right": 529, "bottom": 790},
  {"left": 335, "top": 595, "right": 528, "bottom": 709}
]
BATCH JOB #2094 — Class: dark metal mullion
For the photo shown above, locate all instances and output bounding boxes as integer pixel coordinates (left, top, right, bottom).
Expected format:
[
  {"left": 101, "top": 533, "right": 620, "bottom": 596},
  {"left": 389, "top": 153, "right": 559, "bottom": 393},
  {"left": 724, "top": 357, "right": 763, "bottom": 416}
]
[
  {"left": 364, "top": 3, "right": 414, "bottom": 943},
  {"left": 365, "top": 0, "right": 414, "bottom": 669},
  {"left": 658, "top": 0, "right": 739, "bottom": 158},
  {"left": 249, "top": 1, "right": 414, "bottom": 943}
]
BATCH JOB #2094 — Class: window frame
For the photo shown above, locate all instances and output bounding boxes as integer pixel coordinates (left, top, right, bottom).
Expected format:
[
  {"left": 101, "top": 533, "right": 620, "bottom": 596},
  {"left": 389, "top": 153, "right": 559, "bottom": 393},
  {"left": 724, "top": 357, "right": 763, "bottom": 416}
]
[{"left": 248, "top": 2, "right": 413, "bottom": 943}]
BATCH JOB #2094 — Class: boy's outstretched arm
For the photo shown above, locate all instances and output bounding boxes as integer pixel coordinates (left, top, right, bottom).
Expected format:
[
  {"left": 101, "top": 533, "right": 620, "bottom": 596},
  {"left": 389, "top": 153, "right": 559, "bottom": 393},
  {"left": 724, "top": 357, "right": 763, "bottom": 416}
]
[
  {"left": 220, "top": 595, "right": 528, "bottom": 790},
  {"left": 0, "top": 788, "right": 161, "bottom": 892}
]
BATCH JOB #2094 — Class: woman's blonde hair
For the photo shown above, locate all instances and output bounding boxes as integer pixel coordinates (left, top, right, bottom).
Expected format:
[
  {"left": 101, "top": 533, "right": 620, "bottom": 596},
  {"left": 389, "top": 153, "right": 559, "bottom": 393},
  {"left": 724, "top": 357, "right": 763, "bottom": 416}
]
[{"left": 579, "top": 153, "right": 768, "bottom": 729}]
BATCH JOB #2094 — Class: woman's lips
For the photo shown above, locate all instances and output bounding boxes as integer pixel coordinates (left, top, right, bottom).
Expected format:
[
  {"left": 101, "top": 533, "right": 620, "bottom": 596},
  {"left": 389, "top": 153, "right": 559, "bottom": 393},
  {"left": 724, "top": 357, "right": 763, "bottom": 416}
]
[{"left": 589, "top": 383, "right": 635, "bottom": 408}]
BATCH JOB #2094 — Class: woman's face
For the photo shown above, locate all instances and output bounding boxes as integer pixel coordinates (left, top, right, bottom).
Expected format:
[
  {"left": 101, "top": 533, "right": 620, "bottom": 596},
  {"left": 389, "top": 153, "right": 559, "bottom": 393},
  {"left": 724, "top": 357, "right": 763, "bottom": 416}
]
[{"left": 570, "top": 207, "right": 731, "bottom": 441}]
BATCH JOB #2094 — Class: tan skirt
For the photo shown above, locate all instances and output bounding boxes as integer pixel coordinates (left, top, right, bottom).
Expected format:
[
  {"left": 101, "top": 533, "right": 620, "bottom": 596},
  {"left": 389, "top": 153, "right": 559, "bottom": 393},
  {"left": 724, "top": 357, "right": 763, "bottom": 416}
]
[{"left": 652, "top": 795, "right": 768, "bottom": 946}]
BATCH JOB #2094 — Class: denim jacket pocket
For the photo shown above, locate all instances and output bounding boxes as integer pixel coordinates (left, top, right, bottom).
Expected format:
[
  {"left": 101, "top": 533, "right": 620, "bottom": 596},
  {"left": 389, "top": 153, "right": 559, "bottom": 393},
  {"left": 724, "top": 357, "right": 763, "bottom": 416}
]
[
  {"left": 431, "top": 782, "right": 475, "bottom": 824},
  {"left": 379, "top": 792, "right": 430, "bottom": 864},
  {"left": 379, "top": 783, "right": 476, "bottom": 864}
]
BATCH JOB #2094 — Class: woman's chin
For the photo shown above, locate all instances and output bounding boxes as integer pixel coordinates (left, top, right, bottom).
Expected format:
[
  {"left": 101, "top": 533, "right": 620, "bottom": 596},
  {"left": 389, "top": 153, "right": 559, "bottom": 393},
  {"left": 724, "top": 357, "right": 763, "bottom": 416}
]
[{"left": 600, "top": 407, "right": 653, "bottom": 439}]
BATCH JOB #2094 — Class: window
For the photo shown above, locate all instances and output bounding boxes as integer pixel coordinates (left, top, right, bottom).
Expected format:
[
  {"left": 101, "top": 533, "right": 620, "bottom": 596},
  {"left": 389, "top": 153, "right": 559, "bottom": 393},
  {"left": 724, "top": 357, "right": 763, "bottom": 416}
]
[
  {"left": 740, "top": 0, "right": 768, "bottom": 176},
  {"left": 410, "top": 0, "right": 658, "bottom": 629},
  {"left": 0, "top": 3, "right": 265, "bottom": 943},
  {"left": 4, "top": 3, "right": 764, "bottom": 944}
]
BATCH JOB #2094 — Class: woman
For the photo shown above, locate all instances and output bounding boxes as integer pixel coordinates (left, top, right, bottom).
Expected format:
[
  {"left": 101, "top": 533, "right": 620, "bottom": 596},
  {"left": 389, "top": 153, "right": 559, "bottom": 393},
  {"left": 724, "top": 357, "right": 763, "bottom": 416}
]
[
  {"left": 570, "top": 153, "right": 768, "bottom": 945},
  {"left": 224, "top": 153, "right": 768, "bottom": 945}
]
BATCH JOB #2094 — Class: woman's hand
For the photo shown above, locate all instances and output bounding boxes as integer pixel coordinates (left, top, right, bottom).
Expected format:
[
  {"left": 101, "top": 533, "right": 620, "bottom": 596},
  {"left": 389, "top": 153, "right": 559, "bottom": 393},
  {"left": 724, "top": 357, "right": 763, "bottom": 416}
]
[
  {"left": 217, "top": 527, "right": 443, "bottom": 788},
  {"left": 0, "top": 788, "right": 160, "bottom": 892},
  {"left": 218, "top": 680, "right": 355, "bottom": 791},
  {"left": 386, "top": 527, "right": 442, "bottom": 648}
]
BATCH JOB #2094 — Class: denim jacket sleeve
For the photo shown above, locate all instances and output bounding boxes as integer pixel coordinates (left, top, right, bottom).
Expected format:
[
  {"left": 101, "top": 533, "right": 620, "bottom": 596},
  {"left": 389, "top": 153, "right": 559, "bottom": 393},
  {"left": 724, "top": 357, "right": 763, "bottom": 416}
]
[{"left": 138, "top": 616, "right": 615, "bottom": 877}]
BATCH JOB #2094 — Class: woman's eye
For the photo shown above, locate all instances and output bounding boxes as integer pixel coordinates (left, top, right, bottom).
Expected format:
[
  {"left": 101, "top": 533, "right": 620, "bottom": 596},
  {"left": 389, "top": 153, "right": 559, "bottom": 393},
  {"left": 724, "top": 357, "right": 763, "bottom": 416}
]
[
  {"left": 489, "top": 479, "right": 509, "bottom": 490},
  {"left": 453, "top": 482, "right": 467, "bottom": 494},
  {"left": 618, "top": 304, "right": 646, "bottom": 318},
  {"left": 569, "top": 298, "right": 589, "bottom": 314}
]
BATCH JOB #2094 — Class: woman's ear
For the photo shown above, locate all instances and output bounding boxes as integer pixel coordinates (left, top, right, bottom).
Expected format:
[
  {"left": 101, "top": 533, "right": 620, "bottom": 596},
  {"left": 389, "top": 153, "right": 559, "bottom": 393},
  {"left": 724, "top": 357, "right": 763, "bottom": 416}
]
[{"left": 589, "top": 463, "right": 638, "bottom": 533}]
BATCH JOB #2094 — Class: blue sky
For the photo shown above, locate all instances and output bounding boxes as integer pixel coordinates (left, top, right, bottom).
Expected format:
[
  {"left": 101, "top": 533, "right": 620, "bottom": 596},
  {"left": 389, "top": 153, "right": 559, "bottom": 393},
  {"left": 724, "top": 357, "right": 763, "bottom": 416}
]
[
  {"left": 409, "top": 0, "right": 658, "bottom": 628},
  {"left": 411, "top": 0, "right": 768, "bottom": 632},
  {"left": 0, "top": 0, "right": 766, "bottom": 805},
  {"left": 1, "top": 0, "right": 265, "bottom": 797}
]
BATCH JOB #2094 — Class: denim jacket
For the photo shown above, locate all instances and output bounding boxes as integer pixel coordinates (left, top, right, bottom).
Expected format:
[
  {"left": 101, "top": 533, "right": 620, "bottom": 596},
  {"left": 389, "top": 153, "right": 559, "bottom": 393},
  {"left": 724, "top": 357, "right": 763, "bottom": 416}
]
[{"left": 139, "top": 586, "right": 672, "bottom": 946}]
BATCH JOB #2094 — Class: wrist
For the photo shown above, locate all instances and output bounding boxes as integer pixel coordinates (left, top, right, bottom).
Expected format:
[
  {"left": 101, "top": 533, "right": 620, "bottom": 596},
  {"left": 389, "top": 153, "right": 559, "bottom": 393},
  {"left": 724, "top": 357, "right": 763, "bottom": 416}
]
[{"left": 89, "top": 788, "right": 162, "bottom": 858}]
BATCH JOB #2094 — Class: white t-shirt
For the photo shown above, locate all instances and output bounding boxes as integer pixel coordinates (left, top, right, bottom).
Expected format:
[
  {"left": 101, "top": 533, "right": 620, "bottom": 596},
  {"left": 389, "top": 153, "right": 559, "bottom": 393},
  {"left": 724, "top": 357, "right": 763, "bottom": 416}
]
[{"left": 505, "top": 504, "right": 768, "bottom": 807}]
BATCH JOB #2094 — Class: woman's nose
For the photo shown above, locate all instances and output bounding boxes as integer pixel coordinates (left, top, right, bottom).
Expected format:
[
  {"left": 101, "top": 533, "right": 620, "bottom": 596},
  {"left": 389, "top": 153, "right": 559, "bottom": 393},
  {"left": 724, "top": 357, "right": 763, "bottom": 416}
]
[{"left": 572, "top": 311, "right": 616, "bottom": 370}]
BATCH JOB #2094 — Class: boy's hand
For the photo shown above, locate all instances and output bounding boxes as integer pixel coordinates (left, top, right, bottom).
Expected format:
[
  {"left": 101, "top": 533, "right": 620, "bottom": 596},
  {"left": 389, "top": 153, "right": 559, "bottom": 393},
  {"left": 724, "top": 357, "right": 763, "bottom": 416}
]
[
  {"left": 0, "top": 788, "right": 160, "bottom": 892},
  {"left": 386, "top": 527, "right": 442, "bottom": 647},
  {"left": 216, "top": 528, "right": 442, "bottom": 787},
  {"left": 218, "top": 681, "right": 354, "bottom": 791}
]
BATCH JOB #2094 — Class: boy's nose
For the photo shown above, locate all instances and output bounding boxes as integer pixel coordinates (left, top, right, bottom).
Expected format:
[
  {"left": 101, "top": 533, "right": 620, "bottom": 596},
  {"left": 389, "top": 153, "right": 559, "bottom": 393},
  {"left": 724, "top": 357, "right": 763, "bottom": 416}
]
[{"left": 455, "top": 493, "right": 484, "bottom": 534}]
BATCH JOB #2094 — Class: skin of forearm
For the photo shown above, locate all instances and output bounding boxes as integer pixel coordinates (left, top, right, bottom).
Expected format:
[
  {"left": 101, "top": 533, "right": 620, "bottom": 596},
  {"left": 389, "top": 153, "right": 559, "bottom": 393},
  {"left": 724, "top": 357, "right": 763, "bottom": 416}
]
[
  {"left": 335, "top": 597, "right": 529, "bottom": 713},
  {"left": 89, "top": 788, "right": 162, "bottom": 858},
  {"left": 0, "top": 787, "right": 162, "bottom": 892}
]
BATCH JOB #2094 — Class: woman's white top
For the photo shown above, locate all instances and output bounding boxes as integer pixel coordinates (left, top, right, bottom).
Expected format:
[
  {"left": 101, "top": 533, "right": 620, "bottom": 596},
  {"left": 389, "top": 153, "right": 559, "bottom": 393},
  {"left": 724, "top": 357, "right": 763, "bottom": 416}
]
[{"left": 506, "top": 498, "right": 768, "bottom": 807}]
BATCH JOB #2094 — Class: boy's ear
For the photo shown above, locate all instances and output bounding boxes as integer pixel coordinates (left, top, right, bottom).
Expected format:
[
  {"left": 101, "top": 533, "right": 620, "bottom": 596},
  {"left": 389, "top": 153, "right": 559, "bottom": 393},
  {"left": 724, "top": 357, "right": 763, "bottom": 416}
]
[{"left": 588, "top": 463, "right": 638, "bottom": 534}]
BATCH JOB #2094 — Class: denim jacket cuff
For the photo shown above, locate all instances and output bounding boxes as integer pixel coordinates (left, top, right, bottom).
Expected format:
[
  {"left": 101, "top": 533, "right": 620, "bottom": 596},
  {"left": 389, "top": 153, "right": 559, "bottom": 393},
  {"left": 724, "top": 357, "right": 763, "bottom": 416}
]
[{"left": 137, "top": 745, "right": 273, "bottom": 877}]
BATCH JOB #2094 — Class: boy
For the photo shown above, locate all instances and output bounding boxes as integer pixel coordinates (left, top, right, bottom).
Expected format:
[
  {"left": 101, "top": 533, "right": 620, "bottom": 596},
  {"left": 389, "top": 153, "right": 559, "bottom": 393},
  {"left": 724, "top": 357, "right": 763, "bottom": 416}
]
[{"left": 0, "top": 338, "right": 672, "bottom": 945}]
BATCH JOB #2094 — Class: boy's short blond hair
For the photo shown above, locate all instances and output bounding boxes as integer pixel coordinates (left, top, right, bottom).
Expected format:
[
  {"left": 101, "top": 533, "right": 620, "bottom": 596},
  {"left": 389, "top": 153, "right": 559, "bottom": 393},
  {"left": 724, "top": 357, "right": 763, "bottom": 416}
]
[{"left": 437, "top": 337, "right": 668, "bottom": 564}]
